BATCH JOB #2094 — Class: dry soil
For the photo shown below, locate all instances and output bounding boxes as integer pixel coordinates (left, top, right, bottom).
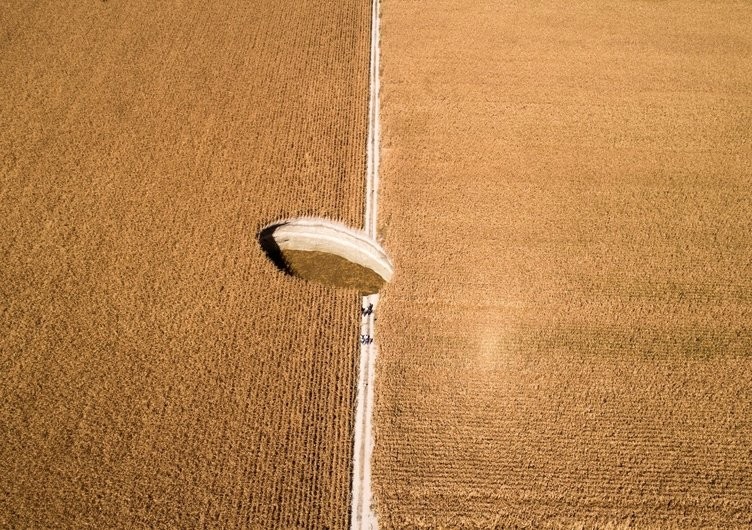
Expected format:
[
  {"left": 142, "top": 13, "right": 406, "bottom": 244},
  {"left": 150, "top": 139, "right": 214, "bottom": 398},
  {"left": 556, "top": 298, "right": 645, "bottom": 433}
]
[
  {"left": 374, "top": 1, "right": 752, "bottom": 528},
  {"left": 0, "top": 1, "right": 370, "bottom": 527}
]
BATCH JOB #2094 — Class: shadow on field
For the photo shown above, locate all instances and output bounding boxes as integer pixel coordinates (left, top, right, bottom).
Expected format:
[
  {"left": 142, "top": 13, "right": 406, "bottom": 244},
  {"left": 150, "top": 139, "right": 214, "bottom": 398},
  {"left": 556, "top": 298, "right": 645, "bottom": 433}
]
[{"left": 258, "top": 223, "right": 293, "bottom": 276}]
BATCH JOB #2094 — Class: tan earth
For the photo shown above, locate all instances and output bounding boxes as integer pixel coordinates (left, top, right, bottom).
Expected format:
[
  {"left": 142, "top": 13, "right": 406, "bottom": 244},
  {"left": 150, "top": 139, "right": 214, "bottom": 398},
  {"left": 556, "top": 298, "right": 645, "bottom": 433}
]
[
  {"left": 374, "top": 0, "right": 752, "bottom": 528},
  {"left": 0, "top": 1, "right": 370, "bottom": 527}
]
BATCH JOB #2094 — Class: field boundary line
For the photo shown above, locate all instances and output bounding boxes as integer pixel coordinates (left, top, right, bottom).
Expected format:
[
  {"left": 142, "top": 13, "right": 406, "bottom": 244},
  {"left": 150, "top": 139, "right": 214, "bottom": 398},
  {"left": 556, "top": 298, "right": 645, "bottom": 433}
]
[{"left": 351, "top": 0, "right": 381, "bottom": 528}]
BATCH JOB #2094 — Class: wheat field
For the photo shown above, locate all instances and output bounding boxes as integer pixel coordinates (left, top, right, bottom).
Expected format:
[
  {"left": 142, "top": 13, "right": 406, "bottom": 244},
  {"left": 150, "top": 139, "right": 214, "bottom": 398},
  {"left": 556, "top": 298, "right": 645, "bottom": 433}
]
[
  {"left": 374, "top": 0, "right": 752, "bottom": 527},
  {"left": 3, "top": 0, "right": 752, "bottom": 528},
  {"left": 0, "top": 1, "right": 370, "bottom": 527}
]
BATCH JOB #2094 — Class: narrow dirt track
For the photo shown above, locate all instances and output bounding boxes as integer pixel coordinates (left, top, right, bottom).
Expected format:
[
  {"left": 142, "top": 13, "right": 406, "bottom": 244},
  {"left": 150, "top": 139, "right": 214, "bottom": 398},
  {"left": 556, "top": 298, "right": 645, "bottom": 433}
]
[
  {"left": 374, "top": 0, "right": 752, "bottom": 527},
  {"left": 0, "top": 1, "right": 370, "bottom": 527}
]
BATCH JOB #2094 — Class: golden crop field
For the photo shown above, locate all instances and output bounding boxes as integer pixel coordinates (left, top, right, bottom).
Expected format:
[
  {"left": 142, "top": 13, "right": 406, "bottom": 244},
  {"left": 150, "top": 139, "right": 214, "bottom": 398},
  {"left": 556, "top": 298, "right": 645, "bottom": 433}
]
[
  {"left": 3, "top": 0, "right": 752, "bottom": 528},
  {"left": 374, "top": 0, "right": 752, "bottom": 527},
  {"left": 0, "top": 1, "right": 370, "bottom": 527}
]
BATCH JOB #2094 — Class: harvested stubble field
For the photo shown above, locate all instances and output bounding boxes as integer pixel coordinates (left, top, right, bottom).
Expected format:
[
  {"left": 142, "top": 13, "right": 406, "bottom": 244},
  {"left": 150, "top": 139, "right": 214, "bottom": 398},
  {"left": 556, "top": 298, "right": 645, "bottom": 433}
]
[
  {"left": 1, "top": 0, "right": 370, "bottom": 527},
  {"left": 374, "top": 0, "right": 752, "bottom": 528}
]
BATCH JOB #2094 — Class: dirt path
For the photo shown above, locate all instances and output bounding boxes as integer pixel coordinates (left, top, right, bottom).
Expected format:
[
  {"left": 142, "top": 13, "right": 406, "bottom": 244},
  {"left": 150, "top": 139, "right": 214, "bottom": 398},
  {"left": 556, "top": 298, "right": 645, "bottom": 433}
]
[
  {"left": 374, "top": 1, "right": 752, "bottom": 527},
  {"left": 0, "top": 1, "right": 370, "bottom": 527}
]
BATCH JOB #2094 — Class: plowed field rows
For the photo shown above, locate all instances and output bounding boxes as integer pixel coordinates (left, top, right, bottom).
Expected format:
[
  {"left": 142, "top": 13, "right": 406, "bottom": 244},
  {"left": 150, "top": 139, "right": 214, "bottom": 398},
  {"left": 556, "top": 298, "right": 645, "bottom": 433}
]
[
  {"left": 374, "top": 1, "right": 752, "bottom": 527},
  {"left": 0, "top": 1, "right": 370, "bottom": 527}
]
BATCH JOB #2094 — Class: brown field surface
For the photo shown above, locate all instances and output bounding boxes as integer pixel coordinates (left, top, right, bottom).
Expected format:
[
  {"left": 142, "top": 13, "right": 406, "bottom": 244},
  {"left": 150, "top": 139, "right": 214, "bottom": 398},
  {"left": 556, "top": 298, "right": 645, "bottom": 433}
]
[
  {"left": 374, "top": 0, "right": 752, "bottom": 528},
  {"left": 0, "top": 1, "right": 369, "bottom": 527}
]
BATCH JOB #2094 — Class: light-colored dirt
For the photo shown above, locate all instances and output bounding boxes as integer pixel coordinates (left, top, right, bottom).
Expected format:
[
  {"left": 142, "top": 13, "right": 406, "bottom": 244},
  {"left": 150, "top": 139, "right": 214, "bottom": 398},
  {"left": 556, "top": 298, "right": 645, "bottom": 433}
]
[
  {"left": 374, "top": 0, "right": 752, "bottom": 527},
  {"left": 0, "top": 1, "right": 370, "bottom": 527}
]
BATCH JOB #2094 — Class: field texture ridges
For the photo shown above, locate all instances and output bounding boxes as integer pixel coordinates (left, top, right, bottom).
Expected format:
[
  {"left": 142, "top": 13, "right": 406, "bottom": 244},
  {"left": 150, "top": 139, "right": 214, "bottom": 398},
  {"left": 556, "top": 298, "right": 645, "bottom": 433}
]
[
  {"left": 0, "top": 1, "right": 370, "bottom": 527},
  {"left": 374, "top": 0, "right": 752, "bottom": 527}
]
